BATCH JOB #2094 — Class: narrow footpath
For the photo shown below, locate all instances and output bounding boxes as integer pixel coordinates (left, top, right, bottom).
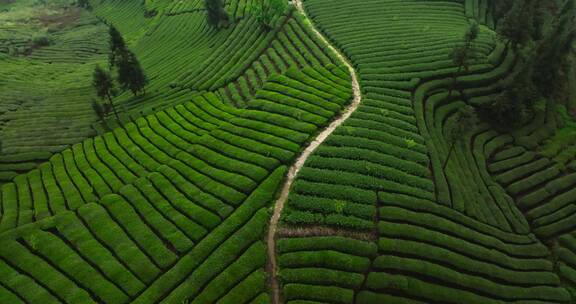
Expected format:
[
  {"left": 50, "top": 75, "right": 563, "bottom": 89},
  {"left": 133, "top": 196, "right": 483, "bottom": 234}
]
[{"left": 266, "top": 1, "right": 362, "bottom": 302}]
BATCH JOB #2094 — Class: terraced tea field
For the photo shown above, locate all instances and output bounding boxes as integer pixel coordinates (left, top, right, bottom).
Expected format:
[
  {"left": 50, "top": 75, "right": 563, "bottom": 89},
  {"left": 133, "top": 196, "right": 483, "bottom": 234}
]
[
  {"left": 0, "top": 2, "right": 107, "bottom": 183},
  {"left": 0, "top": 0, "right": 575, "bottom": 303}
]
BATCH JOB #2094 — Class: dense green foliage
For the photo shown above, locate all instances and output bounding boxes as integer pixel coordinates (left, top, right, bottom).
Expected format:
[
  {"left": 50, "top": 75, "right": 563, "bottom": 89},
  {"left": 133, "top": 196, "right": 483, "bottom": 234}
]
[
  {"left": 205, "top": 0, "right": 229, "bottom": 27},
  {"left": 250, "top": 0, "right": 287, "bottom": 30},
  {"left": 1, "top": 0, "right": 576, "bottom": 303}
]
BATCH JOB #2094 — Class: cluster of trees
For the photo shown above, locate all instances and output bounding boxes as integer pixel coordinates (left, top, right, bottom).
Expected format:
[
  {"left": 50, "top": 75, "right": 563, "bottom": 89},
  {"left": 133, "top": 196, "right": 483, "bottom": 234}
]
[
  {"left": 204, "top": 0, "right": 287, "bottom": 30},
  {"left": 486, "top": 0, "right": 576, "bottom": 128},
  {"left": 442, "top": 0, "right": 574, "bottom": 165},
  {"left": 92, "top": 26, "right": 148, "bottom": 121},
  {"left": 109, "top": 26, "right": 148, "bottom": 96},
  {"left": 446, "top": 0, "right": 575, "bottom": 132}
]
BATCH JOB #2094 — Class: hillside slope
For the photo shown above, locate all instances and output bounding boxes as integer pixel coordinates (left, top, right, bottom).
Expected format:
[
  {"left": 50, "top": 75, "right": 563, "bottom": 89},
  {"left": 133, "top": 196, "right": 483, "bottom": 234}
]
[
  {"left": 0, "top": 0, "right": 575, "bottom": 303},
  {"left": 276, "top": 0, "right": 576, "bottom": 303}
]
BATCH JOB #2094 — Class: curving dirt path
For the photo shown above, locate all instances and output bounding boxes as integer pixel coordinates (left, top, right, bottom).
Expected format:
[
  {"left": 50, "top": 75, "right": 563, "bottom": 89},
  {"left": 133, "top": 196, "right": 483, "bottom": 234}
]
[{"left": 266, "top": 1, "right": 362, "bottom": 303}]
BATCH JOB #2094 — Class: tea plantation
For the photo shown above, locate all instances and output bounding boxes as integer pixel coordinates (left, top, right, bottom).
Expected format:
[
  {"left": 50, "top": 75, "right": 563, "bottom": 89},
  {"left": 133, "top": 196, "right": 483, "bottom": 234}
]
[{"left": 0, "top": 0, "right": 575, "bottom": 303}]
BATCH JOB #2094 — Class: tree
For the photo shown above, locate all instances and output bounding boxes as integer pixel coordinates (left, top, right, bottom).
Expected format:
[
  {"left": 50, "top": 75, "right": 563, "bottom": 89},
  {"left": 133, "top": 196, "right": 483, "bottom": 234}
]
[
  {"left": 250, "top": 0, "right": 288, "bottom": 30},
  {"left": 108, "top": 25, "right": 127, "bottom": 68},
  {"left": 496, "top": 0, "right": 537, "bottom": 50},
  {"left": 92, "top": 65, "right": 119, "bottom": 119},
  {"left": 205, "top": 0, "right": 229, "bottom": 28},
  {"left": 448, "top": 22, "right": 480, "bottom": 97},
  {"left": 532, "top": 0, "right": 576, "bottom": 96},
  {"left": 91, "top": 99, "right": 105, "bottom": 121},
  {"left": 481, "top": 66, "right": 539, "bottom": 129},
  {"left": 116, "top": 50, "right": 148, "bottom": 96},
  {"left": 77, "top": 0, "right": 91, "bottom": 9},
  {"left": 442, "top": 105, "right": 478, "bottom": 170}
]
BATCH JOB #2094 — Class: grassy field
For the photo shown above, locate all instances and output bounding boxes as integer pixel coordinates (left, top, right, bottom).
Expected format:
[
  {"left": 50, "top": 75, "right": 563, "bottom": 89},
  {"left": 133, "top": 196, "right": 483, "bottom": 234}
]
[
  {"left": 0, "top": 0, "right": 108, "bottom": 183},
  {"left": 0, "top": 0, "right": 575, "bottom": 303}
]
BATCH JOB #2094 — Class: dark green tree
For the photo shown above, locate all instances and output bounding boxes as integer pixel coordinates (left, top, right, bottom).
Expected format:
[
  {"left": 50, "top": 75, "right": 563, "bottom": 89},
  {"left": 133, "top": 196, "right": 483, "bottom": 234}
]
[
  {"left": 532, "top": 0, "right": 576, "bottom": 96},
  {"left": 482, "top": 63, "right": 539, "bottom": 129},
  {"left": 483, "top": 0, "right": 574, "bottom": 129},
  {"left": 496, "top": 0, "right": 537, "bottom": 50},
  {"left": 448, "top": 22, "right": 480, "bottom": 97},
  {"left": 116, "top": 50, "right": 148, "bottom": 96},
  {"left": 443, "top": 105, "right": 478, "bottom": 170},
  {"left": 77, "top": 0, "right": 91, "bottom": 9},
  {"left": 205, "top": 0, "right": 229, "bottom": 28},
  {"left": 251, "top": 0, "right": 287, "bottom": 30},
  {"left": 108, "top": 25, "right": 127, "bottom": 68},
  {"left": 92, "top": 65, "right": 119, "bottom": 119}
]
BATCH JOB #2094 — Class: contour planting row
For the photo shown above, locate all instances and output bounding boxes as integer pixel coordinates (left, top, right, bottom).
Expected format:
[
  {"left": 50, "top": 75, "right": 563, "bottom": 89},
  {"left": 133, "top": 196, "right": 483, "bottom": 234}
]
[
  {"left": 281, "top": 0, "right": 484, "bottom": 234},
  {"left": 0, "top": 64, "right": 352, "bottom": 303},
  {"left": 163, "top": 0, "right": 254, "bottom": 19},
  {"left": 109, "top": 9, "right": 297, "bottom": 115},
  {"left": 91, "top": 0, "right": 149, "bottom": 43},
  {"left": 414, "top": 41, "right": 534, "bottom": 233},
  {"left": 359, "top": 194, "right": 570, "bottom": 304},
  {"left": 463, "top": 0, "right": 495, "bottom": 27},
  {"left": 0, "top": 73, "right": 101, "bottom": 184},
  {"left": 98, "top": 0, "right": 340, "bottom": 118},
  {"left": 277, "top": 236, "right": 377, "bottom": 304},
  {"left": 0, "top": 7, "right": 111, "bottom": 184},
  {"left": 277, "top": 0, "right": 464, "bottom": 301},
  {"left": 217, "top": 14, "right": 338, "bottom": 108},
  {"left": 554, "top": 232, "right": 576, "bottom": 297},
  {"left": 110, "top": 11, "right": 273, "bottom": 113},
  {"left": 164, "top": 0, "right": 203, "bottom": 16},
  {"left": 0, "top": 165, "right": 286, "bottom": 304},
  {"left": 0, "top": 64, "right": 352, "bottom": 232},
  {"left": 277, "top": 0, "right": 572, "bottom": 302},
  {"left": 489, "top": 145, "right": 576, "bottom": 241},
  {"left": 27, "top": 14, "right": 109, "bottom": 64},
  {"left": 175, "top": 13, "right": 292, "bottom": 92},
  {"left": 476, "top": 98, "right": 576, "bottom": 241}
]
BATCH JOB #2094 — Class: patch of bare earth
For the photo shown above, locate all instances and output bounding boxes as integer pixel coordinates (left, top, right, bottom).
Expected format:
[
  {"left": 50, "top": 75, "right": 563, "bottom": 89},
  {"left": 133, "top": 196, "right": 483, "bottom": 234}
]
[
  {"left": 278, "top": 226, "right": 377, "bottom": 242},
  {"left": 36, "top": 7, "right": 81, "bottom": 28}
]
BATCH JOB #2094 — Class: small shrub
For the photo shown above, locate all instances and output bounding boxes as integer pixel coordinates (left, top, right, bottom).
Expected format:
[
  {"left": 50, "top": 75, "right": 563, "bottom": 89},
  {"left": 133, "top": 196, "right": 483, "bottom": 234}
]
[{"left": 31, "top": 35, "right": 52, "bottom": 48}]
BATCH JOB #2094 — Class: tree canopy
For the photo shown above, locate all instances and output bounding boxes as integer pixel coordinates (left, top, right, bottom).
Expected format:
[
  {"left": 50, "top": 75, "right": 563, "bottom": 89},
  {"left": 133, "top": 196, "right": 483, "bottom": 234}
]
[
  {"left": 92, "top": 65, "right": 119, "bottom": 119},
  {"left": 250, "top": 0, "right": 288, "bottom": 30},
  {"left": 205, "top": 0, "right": 229, "bottom": 28},
  {"left": 116, "top": 50, "right": 148, "bottom": 96}
]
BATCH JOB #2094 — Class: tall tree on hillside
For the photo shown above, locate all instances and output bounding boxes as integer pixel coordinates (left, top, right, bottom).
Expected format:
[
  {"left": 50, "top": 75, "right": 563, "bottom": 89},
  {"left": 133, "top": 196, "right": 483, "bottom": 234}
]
[
  {"left": 108, "top": 25, "right": 127, "bottom": 68},
  {"left": 92, "top": 65, "right": 119, "bottom": 119},
  {"left": 116, "top": 50, "right": 148, "bottom": 96},
  {"left": 496, "top": 0, "right": 537, "bottom": 50},
  {"left": 448, "top": 22, "right": 480, "bottom": 97},
  {"left": 251, "top": 0, "right": 288, "bottom": 30},
  {"left": 205, "top": 0, "right": 229, "bottom": 28},
  {"left": 532, "top": 0, "right": 576, "bottom": 96},
  {"left": 443, "top": 105, "right": 478, "bottom": 170}
]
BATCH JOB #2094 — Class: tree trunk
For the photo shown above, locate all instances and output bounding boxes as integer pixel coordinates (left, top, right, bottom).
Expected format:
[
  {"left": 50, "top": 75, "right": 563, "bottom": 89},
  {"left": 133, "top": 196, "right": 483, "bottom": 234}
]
[
  {"left": 448, "top": 65, "right": 463, "bottom": 98},
  {"left": 106, "top": 93, "right": 120, "bottom": 120},
  {"left": 442, "top": 141, "right": 456, "bottom": 171}
]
